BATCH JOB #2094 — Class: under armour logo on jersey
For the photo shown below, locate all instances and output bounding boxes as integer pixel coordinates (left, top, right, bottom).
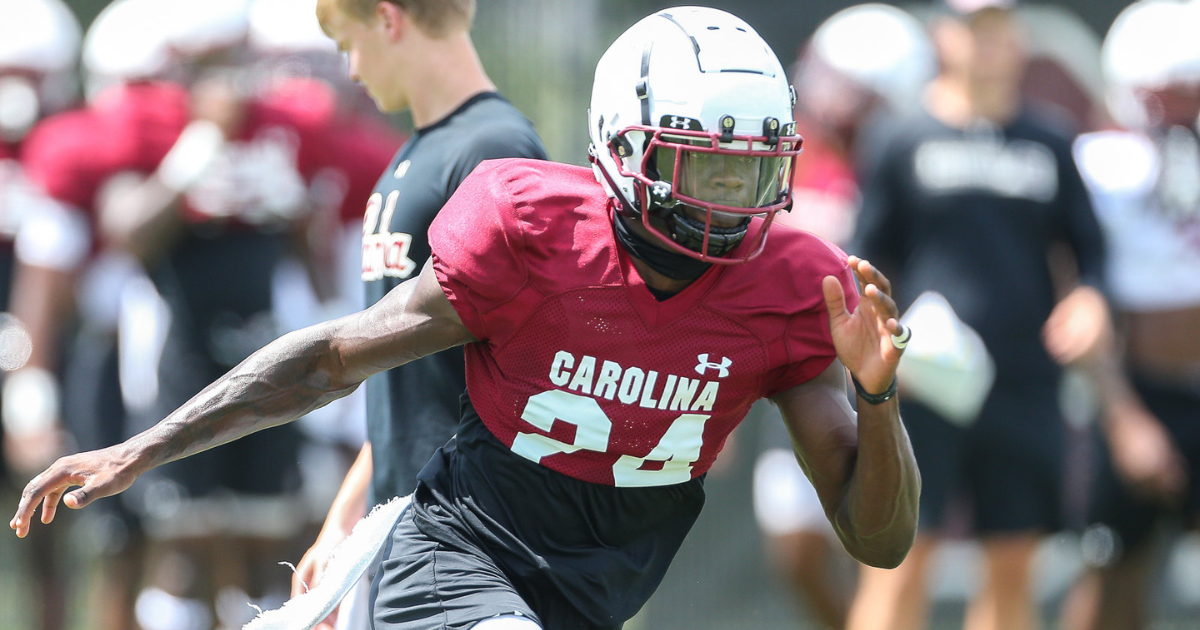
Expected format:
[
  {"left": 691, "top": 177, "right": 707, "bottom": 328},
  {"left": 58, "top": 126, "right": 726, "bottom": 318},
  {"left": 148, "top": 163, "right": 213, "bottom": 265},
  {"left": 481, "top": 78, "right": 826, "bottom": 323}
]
[
  {"left": 394, "top": 160, "right": 411, "bottom": 179},
  {"left": 695, "top": 354, "right": 732, "bottom": 378}
]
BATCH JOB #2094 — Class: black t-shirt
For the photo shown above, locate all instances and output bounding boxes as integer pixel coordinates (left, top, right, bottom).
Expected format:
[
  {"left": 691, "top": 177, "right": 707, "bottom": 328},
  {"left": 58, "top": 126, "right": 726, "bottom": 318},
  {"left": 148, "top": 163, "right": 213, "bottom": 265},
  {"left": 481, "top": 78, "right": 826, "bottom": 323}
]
[
  {"left": 412, "top": 396, "right": 706, "bottom": 629},
  {"left": 362, "top": 92, "right": 547, "bottom": 505},
  {"left": 852, "top": 108, "right": 1105, "bottom": 397}
]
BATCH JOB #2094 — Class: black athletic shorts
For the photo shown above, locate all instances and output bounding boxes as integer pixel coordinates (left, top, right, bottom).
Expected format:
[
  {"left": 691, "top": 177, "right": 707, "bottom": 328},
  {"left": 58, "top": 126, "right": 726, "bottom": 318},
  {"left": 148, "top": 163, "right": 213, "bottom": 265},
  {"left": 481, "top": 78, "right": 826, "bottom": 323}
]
[
  {"left": 904, "top": 379, "right": 1065, "bottom": 534},
  {"left": 1086, "top": 373, "right": 1200, "bottom": 554},
  {"left": 371, "top": 398, "right": 706, "bottom": 630}
]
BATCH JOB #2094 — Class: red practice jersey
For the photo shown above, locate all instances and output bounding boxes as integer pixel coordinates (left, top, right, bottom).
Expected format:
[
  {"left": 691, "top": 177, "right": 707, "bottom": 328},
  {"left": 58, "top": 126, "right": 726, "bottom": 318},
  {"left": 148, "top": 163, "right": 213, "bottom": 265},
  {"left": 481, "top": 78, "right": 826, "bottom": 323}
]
[
  {"left": 22, "top": 81, "right": 190, "bottom": 219},
  {"left": 430, "top": 159, "right": 858, "bottom": 487},
  {"left": 176, "top": 80, "right": 333, "bottom": 227},
  {"left": 256, "top": 77, "right": 404, "bottom": 225}
]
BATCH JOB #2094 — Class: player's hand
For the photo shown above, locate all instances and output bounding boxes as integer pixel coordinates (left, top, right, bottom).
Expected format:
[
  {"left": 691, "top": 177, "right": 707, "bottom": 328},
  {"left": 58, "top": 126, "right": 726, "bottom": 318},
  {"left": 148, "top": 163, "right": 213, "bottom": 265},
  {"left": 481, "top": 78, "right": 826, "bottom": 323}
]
[
  {"left": 1106, "top": 409, "right": 1188, "bottom": 505},
  {"left": 823, "top": 256, "right": 904, "bottom": 395},
  {"left": 9, "top": 444, "right": 141, "bottom": 538},
  {"left": 291, "top": 528, "right": 351, "bottom": 630},
  {"left": 1043, "top": 285, "right": 1110, "bottom": 366}
]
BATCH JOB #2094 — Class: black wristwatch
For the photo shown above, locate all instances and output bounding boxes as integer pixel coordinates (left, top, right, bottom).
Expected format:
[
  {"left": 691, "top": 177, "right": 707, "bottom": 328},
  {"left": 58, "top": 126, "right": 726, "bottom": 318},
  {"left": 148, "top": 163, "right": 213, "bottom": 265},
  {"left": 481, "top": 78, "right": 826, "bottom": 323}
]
[{"left": 852, "top": 376, "right": 898, "bottom": 405}]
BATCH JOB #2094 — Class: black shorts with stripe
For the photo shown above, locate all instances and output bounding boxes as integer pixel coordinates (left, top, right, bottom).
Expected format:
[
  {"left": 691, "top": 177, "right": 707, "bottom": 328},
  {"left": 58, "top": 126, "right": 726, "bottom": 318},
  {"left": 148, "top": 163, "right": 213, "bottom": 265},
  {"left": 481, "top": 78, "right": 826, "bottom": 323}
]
[{"left": 371, "top": 398, "right": 706, "bottom": 630}]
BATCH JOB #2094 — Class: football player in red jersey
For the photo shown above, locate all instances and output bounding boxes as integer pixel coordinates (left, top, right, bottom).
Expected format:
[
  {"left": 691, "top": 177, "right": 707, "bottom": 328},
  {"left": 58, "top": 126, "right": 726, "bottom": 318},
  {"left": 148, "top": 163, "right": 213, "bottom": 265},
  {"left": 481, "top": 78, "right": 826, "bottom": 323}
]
[
  {"left": 13, "top": 2, "right": 190, "bottom": 627},
  {"left": 12, "top": 7, "right": 919, "bottom": 630},
  {"left": 17, "top": 0, "right": 393, "bottom": 626},
  {"left": 75, "top": 0, "right": 396, "bottom": 625},
  {"left": 0, "top": 2, "right": 82, "bottom": 628},
  {"left": 0, "top": 0, "right": 82, "bottom": 490}
]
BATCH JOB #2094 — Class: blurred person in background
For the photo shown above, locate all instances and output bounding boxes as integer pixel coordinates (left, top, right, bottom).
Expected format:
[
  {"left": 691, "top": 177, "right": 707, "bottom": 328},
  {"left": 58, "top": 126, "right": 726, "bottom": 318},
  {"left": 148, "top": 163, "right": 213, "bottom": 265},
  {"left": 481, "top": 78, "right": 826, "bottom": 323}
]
[
  {"left": 845, "top": 1, "right": 1110, "bottom": 629},
  {"left": 1064, "top": 1, "right": 1200, "bottom": 628},
  {"left": 247, "top": 0, "right": 404, "bottom": 321},
  {"left": 0, "top": 1, "right": 81, "bottom": 628},
  {"left": 774, "top": 3, "right": 935, "bottom": 244},
  {"left": 15, "top": 1, "right": 193, "bottom": 626},
  {"left": 18, "top": 0, "right": 390, "bottom": 626},
  {"left": 752, "top": 4, "right": 934, "bottom": 629},
  {"left": 288, "top": 0, "right": 546, "bottom": 628},
  {"left": 1015, "top": 4, "right": 1108, "bottom": 135},
  {"left": 244, "top": 0, "right": 402, "bottom": 512}
]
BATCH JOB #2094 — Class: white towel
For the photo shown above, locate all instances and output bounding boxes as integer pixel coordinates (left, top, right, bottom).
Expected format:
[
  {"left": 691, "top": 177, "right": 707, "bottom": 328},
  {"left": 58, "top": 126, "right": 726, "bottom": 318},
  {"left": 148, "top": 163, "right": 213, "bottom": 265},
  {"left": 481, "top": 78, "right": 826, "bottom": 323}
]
[
  {"left": 243, "top": 495, "right": 410, "bottom": 630},
  {"left": 896, "top": 291, "right": 995, "bottom": 427}
]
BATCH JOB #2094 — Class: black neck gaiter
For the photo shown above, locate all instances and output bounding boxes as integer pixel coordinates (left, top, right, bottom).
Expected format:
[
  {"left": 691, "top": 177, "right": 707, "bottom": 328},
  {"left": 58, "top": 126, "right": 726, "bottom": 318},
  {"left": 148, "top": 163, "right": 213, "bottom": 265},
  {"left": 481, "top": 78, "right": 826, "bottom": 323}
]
[{"left": 612, "top": 213, "right": 712, "bottom": 282}]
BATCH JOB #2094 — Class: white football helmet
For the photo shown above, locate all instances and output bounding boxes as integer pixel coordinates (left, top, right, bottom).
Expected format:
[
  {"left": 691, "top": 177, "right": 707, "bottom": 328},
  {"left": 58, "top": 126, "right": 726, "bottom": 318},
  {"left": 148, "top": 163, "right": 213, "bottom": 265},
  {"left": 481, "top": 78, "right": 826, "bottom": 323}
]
[
  {"left": 807, "top": 4, "right": 935, "bottom": 114},
  {"left": 588, "top": 6, "right": 802, "bottom": 264},
  {"left": 248, "top": 0, "right": 335, "bottom": 55},
  {"left": 0, "top": 0, "right": 80, "bottom": 140},
  {"left": 0, "top": 0, "right": 79, "bottom": 75},
  {"left": 164, "top": 0, "right": 251, "bottom": 59},
  {"left": 82, "top": 0, "right": 175, "bottom": 101},
  {"left": 248, "top": 0, "right": 346, "bottom": 92},
  {"left": 1101, "top": 0, "right": 1200, "bottom": 128}
]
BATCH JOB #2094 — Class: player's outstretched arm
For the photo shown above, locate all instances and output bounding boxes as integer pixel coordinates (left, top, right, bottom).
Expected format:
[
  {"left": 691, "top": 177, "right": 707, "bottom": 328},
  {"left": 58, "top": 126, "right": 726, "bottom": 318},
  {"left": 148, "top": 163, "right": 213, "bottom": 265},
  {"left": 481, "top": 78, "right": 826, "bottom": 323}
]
[
  {"left": 10, "top": 259, "right": 474, "bottom": 538},
  {"left": 771, "top": 256, "right": 919, "bottom": 569}
]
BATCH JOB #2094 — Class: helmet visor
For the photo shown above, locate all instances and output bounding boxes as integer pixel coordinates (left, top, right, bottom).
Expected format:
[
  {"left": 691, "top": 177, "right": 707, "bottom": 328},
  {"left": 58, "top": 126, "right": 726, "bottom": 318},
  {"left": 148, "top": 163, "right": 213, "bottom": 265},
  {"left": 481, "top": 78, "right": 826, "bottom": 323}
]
[
  {"left": 656, "top": 137, "right": 795, "bottom": 212},
  {"left": 677, "top": 150, "right": 790, "bottom": 208}
]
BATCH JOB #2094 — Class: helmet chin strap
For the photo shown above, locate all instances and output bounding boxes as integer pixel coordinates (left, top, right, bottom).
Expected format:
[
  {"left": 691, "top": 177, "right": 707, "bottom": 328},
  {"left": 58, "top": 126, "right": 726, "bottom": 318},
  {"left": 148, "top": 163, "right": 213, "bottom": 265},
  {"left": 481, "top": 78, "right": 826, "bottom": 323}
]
[{"left": 660, "top": 202, "right": 750, "bottom": 258}]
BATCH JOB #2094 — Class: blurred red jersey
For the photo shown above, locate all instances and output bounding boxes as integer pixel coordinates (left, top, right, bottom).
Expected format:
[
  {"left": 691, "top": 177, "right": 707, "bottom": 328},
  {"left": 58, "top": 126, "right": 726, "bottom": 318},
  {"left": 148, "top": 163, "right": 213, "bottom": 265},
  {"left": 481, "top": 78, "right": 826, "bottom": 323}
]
[
  {"left": 430, "top": 159, "right": 857, "bottom": 487},
  {"left": 255, "top": 77, "right": 403, "bottom": 225},
  {"left": 22, "top": 81, "right": 190, "bottom": 216}
]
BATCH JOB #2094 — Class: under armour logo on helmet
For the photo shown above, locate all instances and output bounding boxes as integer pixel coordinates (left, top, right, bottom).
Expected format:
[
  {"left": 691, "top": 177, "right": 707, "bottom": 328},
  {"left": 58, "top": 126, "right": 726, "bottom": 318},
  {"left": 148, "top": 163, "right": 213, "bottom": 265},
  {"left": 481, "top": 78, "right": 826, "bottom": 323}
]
[
  {"left": 659, "top": 115, "right": 701, "bottom": 131},
  {"left": 695, "top": 354, "right": 732, "bottom": 378}
]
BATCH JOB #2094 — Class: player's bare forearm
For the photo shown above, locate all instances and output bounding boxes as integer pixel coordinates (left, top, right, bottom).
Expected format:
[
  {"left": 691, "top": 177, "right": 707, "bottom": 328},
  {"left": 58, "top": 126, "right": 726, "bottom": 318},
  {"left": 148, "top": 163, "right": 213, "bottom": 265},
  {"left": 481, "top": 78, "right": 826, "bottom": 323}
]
[
  {"left": 8, "top": 322, "right": 359, "bottom": 538},
  {"left": 774, "top": 367, "right": 918, "bottom": 569},
  {"left": 807, "top": 256, "right": 918, "bottom": 567},
  {"left": 835, "top": 395, "right": 919, "bottom": 568},
  {"left": 11, "top": 260, "right": 473, "bottom": 537},
  {"left": 130, "top": 324, "right": 362, "bottom": 467}
]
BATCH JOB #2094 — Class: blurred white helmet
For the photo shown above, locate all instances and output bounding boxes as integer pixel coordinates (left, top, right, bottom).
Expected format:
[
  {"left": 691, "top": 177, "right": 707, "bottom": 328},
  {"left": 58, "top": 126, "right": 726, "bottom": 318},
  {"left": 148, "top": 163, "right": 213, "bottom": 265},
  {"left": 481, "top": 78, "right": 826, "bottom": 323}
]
[
  {"left": 0, "top": 0, "right": 80, "bottom": 74},
  {"left": 1102, "top": 0, "right": 1200, "bottom": 127},
  {"left": 0, "top": 0, "right": 80, "bottom": 140},
  {"left": 807, "top": 4, "right": 936, "bottom": 112},
  {"left": 82, "top": 0, "right": 175, "bottom": 99},
  {"left": 588, "top": 6, "right": 802, "bottom": 264},
  {"left": 165, "top": 0, "right": 251, "bottom": 58},
  {"left": 249, "top": 0, "right": 335, "bottom": 55}
]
